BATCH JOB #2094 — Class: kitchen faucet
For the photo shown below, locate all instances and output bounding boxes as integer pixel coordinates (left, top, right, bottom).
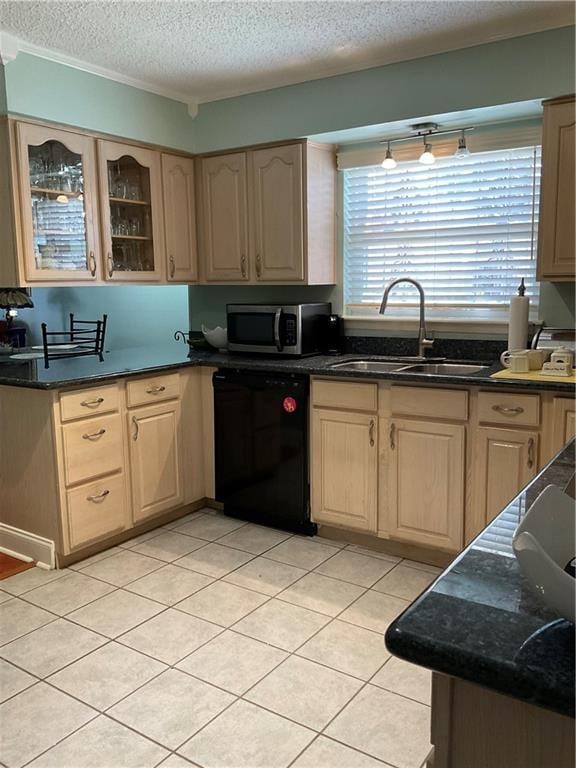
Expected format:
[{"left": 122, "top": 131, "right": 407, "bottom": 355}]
[{"left": 379, "top": 278, "right": 434, "bottom": 359}]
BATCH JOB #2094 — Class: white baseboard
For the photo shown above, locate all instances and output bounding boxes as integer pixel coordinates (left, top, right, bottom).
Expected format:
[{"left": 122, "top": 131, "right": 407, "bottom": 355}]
[{"left": 0, "top": 524, "right": 55, "bottom": 569}]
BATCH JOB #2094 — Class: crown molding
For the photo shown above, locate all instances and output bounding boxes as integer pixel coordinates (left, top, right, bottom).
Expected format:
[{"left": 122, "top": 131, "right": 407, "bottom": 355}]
[{"left": 0, "top": 29, "right": 199, "bottom": 113}]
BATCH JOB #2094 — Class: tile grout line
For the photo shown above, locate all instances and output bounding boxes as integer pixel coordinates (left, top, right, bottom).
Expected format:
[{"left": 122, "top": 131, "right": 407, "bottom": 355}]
[{"left": 5, "top": 514, "right": 433, "bottom": 768}]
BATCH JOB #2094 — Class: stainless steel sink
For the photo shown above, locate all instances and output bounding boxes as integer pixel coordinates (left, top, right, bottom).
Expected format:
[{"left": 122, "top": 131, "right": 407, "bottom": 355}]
[
  {"left": 328, "top": 360, "right": 412, "bottom": 372},
  {"left": 401, "top": 363, "right": 490, "bottom": 375}
]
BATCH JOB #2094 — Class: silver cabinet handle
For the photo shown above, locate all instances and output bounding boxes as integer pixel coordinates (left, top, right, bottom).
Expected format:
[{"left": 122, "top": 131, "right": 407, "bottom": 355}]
[
  {"left": 107, "top": 252, "right": 114, "bottom": 278},
  {"left": 492, "top": 404, "right": 524, "bottom": 416},
  {"left": 132, "top": 416, "right": 139, "bottom": 441},
  {"left": 369, "top": 419, "right": 375, "bottom": 447},
  {"left": 169, "top": 255, "right": 176, "bottom": 278},
  {"left": 87, "top": 251, "right": 97, "bottom": 277},
  {"left": 390, "top": 423, "right": 396, "bottom": 450},
  {"left": 80, "top": 397, "right": 104, "bottom": 408},
  {"left": 82, "top": 428, "right": 106, "bottom": 441},
  {"left": 146, "top": 385, "right": 166, "bottom": 394},
  {"left": 528, "top": 437, "right": 535, "bottom": 468},
  {"left": 240, "top": 255, "right": 247, "bottom": 278},
  {"left": 255, "top": 253, "right": 262, "bottom": 279},
  {"left": 87, "top": 490, "right": 109, "bottom": 503}
]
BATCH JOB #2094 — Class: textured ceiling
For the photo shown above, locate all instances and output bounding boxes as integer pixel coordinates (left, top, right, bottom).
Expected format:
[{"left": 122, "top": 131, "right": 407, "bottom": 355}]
[{"left": 0, "top": 1, "right": 573, "bottom": 103}]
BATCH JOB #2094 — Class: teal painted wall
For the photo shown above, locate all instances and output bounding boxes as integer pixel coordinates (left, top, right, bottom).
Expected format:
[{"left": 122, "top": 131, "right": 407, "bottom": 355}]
[
  {"left": 3, "top": 54, "right": 195, "bottom": 151},
  {"left": 21, "top": 286, "right": 189, "bottom": 350},
  {"left": 193, "top": 27, "right": 576, "bottom": 152}
]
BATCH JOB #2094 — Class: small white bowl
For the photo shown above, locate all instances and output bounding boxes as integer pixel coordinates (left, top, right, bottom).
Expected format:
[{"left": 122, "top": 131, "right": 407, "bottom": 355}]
[
  {"left": 513, "top": 484, "right": 575, "bottom": 623},
  {"left": 201, "top": 325, "right": 228, "bottom": 351}
]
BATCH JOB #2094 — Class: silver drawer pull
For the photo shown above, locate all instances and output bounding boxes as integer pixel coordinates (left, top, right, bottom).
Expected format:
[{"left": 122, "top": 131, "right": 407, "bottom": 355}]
[
  {"left": 80, "top": 397, "right": 104, "bottom": 408},
  {"left": 82, "top": 429, "right": 106, "bottom": 441},
  {"left": 86, "top": 490, "right": 110, "bottom": 503},
  {"left": 146, "top": 385, "right": 166, "bottom": 394},
  {"left": 492, "top": 404, "right": 524, "bottom": 416}
]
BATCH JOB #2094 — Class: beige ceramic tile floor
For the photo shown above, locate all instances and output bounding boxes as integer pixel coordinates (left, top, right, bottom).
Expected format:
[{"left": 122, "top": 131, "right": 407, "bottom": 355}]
[{"left": 0, "top": 508, "right": 440, "bottom": 768}]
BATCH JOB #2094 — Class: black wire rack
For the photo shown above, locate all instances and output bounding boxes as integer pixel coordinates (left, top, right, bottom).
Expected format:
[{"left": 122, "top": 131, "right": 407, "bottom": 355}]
[{"left": 41, "top": 313, "right": 108, "bottom": 368}]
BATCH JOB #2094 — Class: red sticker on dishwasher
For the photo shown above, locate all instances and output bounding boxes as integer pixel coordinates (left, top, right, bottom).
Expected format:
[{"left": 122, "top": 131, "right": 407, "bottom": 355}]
[{"left": 283, "top": 396, "right": 297, "bottom": 413}]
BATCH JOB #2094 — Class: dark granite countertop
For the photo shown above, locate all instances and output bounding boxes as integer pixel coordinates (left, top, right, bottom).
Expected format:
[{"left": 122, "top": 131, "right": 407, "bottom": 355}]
[
  {"left": 385, "top": 440, "right": 576, "bottom": 718},
  {"left": 0, "top": 345, "right": 574, "bottom": 392}
]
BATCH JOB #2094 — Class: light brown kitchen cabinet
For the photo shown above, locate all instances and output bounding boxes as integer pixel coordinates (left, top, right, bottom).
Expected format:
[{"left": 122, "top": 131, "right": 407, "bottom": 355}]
[
  {"left": 162, "top": 153, "right": 198, "bottom": 282},
  {"left": 551, "top": 397, "right": 576, "bottom": 455},
  {"left": 198, "top": 141, "right": 335, "bottom": 285},
  {"left": 98, "top": 140, "right": 165, "bottom": 282},
  {"left": 15, "top": 122, "right": 101, "bottom": 282},
  {"left": 382, "top": 418, "right": 465, "bottom": 551},
  {"left": 476, "top": 427, "right": 538, "bottom": 525},
  {"left": 251, "top": 143, "right": 304, "bottom": 282},
  {"left": 128, "top": 400, "right": 183, "bottom": 523},
  {"left": 537, "top": 95, "right": 575, "bottom": 281},
  {"left": 311, "top": 408, "right": 378, "bottom": 531},
  {"left": 199, "top": 152, "right": 249, "bottom": 281},
  {"left": 66, "top": 474, "right": 130, "bottom": 551}
]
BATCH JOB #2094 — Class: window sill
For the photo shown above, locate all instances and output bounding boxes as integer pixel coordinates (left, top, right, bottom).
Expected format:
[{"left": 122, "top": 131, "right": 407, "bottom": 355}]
[{"left": 343, "top": 315, "right": 538, "bottom": 336}]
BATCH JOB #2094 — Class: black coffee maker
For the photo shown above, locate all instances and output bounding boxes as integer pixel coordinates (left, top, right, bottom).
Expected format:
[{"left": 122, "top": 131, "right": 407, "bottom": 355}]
[{"left": 323, "top": 314, "right": 343, "bottom": 355}]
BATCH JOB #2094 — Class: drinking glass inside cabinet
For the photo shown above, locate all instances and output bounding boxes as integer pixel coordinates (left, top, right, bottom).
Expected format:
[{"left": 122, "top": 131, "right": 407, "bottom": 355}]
[{"left": 107, "top": 155, "right": 155, "bottom": 273}]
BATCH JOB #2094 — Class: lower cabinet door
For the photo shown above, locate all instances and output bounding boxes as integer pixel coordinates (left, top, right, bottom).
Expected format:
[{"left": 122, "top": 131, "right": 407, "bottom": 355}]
[
  {"left": 552, "top": 398, "right": 576, "bottom": 455},
  {"left": 128, "top": 401, "right": 183, "bottom": 523},
  {"left": 66, "top": 473, "right": 129, "bottom": 550},
  {"left": 311, "top": 408, "right": 377, "bottom": 531},
  {"left": 476, "top": 427, "right": 538, "bottom": 525},
  {"left": 383, "top": 418, "right": 465, "bottom": 551}
]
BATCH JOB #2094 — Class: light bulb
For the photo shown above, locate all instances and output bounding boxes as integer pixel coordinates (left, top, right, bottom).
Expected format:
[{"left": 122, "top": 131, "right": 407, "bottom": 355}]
[
  {"left": 56, "top": 194, "right": 69, "bottom": 204},
  {"left": 381, "top": 144, "right": 397, "bottom": 170},
  {"left": 419, "top": 143, "right": 436, "bottom": 165},
  {"left": 454, "top": 130, "right": 469, "bottom": 157}
]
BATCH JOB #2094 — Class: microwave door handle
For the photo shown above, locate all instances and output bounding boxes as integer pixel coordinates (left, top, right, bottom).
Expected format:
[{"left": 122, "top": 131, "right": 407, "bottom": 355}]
[{"left": 274, "top": 308, "right": 283, "bottom": 352}]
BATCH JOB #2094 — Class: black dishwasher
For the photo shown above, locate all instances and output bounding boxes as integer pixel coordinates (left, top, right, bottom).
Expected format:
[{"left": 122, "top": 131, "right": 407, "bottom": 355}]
[{"left": 213, "top": 370, "right": 315, "bottom": 535}]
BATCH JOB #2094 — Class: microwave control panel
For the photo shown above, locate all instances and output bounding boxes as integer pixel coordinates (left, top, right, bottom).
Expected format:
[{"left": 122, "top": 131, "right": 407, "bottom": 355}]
[{"left": 284, "top": 314, "right": 297, "bottom": 346}]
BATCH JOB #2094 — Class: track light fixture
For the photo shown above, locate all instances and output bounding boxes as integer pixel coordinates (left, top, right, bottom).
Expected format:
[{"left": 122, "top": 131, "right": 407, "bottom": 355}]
[
  {"left": 419, "top": 139, "right": 436, "bottom": 165},
  {"left": 454, "top": 129, "right": 470, "bottom": 157},
  {"left": 381, "top": 141, "right": 397, "bottom": 170},
  {"left": 379, "top": 124, "right": 474, "bottom": 168}
]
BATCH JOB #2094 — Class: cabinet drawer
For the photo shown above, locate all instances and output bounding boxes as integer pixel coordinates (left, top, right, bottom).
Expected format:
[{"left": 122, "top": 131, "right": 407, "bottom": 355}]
[
  {"left": 391, "top": 385, "right": 468, "bottom": 421},
  {"left": 60, "top": 384, "right": 120, "bottom": 422},
  {"left": 62, "top": 413, "right": 124, "bottom": 486},
  {"left": 126, "top": 373, "right": 180, "bottom": 407},
  {"left": 66, "top": 474, "right": 128, "bottom": 550},
  {"left": 478, "top": 391, "right": 540, "bottom": 427},
  {"left": 312, "top": 378, "right": 377, "bottom": 412}
]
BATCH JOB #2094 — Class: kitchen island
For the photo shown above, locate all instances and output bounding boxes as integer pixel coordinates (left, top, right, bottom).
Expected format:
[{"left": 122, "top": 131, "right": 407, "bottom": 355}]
[{"left": 385, "top": 439, "right": 575, "bottom": 768}]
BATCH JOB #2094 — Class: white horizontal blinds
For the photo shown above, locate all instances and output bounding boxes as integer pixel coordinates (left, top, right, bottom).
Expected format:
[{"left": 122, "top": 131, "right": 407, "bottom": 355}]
[{"left": 344, "top": 145, "right": 541, "bottom": 319}]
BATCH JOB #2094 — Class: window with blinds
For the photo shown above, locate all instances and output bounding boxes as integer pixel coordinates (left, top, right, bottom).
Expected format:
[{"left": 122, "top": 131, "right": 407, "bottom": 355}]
[{"left": 343, "top": 145, "right": 541, "bottom": 320}]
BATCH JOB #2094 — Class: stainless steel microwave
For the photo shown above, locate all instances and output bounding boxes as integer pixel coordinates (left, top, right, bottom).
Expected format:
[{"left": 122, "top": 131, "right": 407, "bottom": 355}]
[{"left": 227, "top": 303, "right": 331, "bottom": 356}]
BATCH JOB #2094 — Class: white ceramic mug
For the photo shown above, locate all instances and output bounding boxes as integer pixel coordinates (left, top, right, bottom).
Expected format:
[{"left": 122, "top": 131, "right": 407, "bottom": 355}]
[{"left": 500, "top": 350, "right": 530, "bottom": 373}]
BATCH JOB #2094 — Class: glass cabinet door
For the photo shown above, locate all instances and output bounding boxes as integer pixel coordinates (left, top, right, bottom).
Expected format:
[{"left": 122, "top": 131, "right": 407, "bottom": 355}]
[
  {"left": 98, "top": 141, "right": 164, "bottom": 281},
  {"left": 17, "top": 124, "right": 100, "bottom": 281}
]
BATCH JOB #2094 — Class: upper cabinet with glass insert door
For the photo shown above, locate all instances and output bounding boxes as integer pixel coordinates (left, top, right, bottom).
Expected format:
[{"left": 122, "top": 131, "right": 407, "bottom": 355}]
[
  {"left": 98, "top": 140, "right": 165, "bottom": 282},
  {"left": 15, "top": 123, "right": 100, "bottom": 282}
]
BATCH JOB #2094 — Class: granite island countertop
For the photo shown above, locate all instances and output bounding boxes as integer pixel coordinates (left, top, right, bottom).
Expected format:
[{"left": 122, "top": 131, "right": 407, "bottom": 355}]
[
  {"left": 0, "top": 345, "right": 575, "bottom": 392},
  {"left": 385, "top": 439, "right": 576, "bottom": 718}
]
